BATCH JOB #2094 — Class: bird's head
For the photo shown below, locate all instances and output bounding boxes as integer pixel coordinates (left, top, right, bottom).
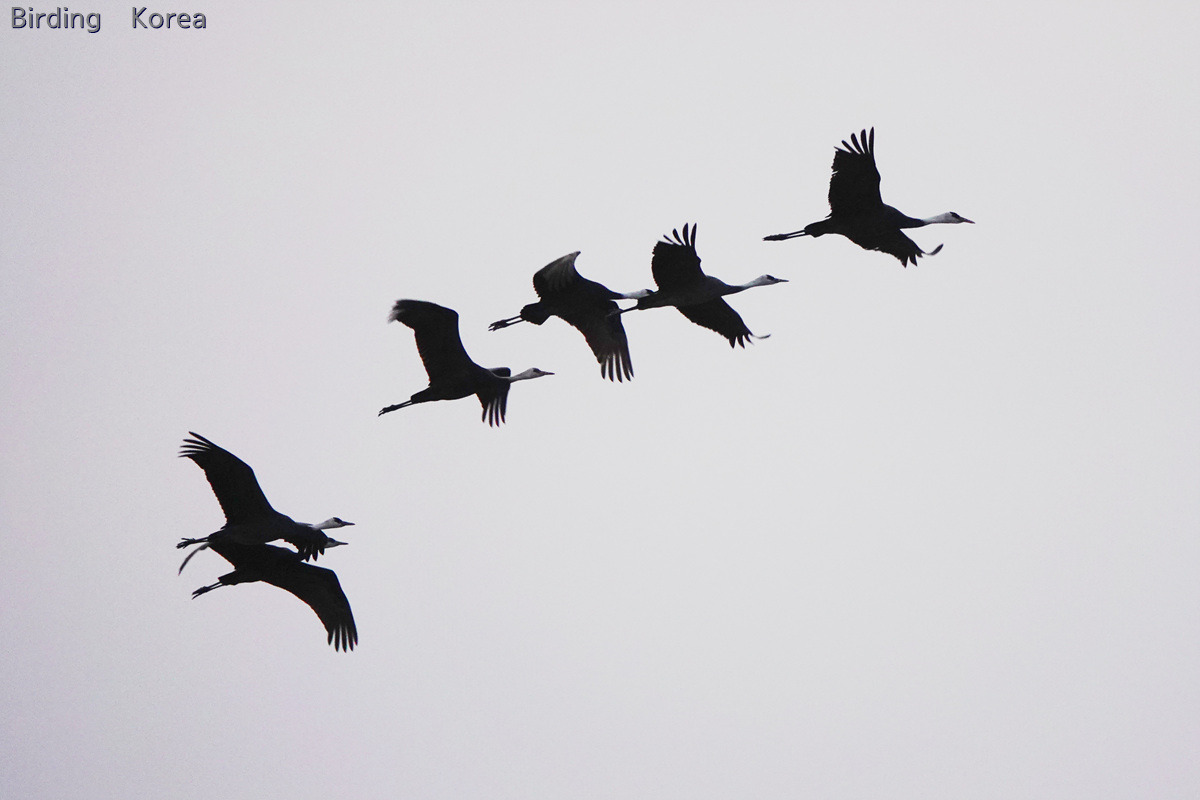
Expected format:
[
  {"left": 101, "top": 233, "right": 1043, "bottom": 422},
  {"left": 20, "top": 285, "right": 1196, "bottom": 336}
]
[
  {"left": 512, "top": 367, "right": 554, "bottom": 381},
  {"left": 313, "top": 517, "right": 355, "bottom": 531},
  {"left": 752, "top": 274, "right": 789, "bottom": 287},
  {"left": 934, "top": 212, "right": 974, "bottom": 224}
]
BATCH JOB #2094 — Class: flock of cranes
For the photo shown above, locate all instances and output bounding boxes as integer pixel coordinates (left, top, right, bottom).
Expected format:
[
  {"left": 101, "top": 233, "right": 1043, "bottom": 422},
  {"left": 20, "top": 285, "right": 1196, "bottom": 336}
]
[{"left": 178, "top": 128, "right": 973, "bottom": 649}]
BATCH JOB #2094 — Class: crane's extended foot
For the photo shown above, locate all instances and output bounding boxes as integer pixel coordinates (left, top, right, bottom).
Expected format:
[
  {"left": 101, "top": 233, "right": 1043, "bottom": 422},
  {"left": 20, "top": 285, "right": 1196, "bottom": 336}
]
[
  {"left": 763, "top": 230, "right": 809, "bottom": 241},
  {"left": 379, "top": 402, "right": 411, "bottom": 416},
  {"left": 488, "top": 317, "right": 522, "bottom": 331},
  {"left": 177, "top": 537, "right": 204, "bottom": 549}
]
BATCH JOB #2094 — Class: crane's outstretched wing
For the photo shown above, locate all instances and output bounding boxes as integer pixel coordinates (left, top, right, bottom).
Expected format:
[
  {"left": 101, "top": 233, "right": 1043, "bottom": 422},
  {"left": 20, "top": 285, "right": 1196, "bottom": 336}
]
[
  {"left": 263, "top": 560, "right": 358, "bottom": 652},
  {"left": 531, "top": 252, "right": 584, "bottom": 298},
  {"left": 651, "top": 223, "right": 704, "bottom": 290},
  {"left": 532, "top": 253, "right": 634, "bottom": 381},
  {"left": 828, "top": 128, "right": 883, "bottom": 216},
  {"left": 390, "top": 300, "right": 475, "bottom": 380},
  {"left": 676, "top": 299, "right": 757, "bottom": 348},
  {"left": 180, "top": 433, "right": 275, "bottom": 524},
  {"left": 849, "top": 228, "right": 941, "bottom": 268},
  {"left": 479, "top": 368, "right": 510, "bottom": 426},
  {"left": 203, "top": 543, "right": 358, "bottom": 652},
  {"left": 568, "top": 310, "right": 633, "bottom": 381}
]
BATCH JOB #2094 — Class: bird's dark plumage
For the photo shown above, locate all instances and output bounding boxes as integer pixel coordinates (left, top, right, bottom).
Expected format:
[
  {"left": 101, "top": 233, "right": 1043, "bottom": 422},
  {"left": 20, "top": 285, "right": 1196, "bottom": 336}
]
[
  {"left": 382, "top": 300, "right": 552, "bottom": 426},
  {"left": 177, "top": 433, "right": 352, "bottom": 563},
  {"left": 628, "top": 224, "right": 786, "bottom": 348},
  {"left": 764, "top": 127, "right": 973, "bottom": 267},
  {"left": 490, "top": 252, "right": 643, "bottom": 382},
  {"left": 192, "top": 541, "right": 358, "bottom": 652},
  {"left": 179, "top": 433, "right": 275, "bottom": 525}
]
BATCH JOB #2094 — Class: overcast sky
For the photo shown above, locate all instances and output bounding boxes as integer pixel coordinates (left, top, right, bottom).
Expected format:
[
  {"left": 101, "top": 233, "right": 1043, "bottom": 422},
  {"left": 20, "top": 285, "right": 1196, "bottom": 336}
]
[{"left": 3, "top": 2, "right": 1199, "bottom": 798}]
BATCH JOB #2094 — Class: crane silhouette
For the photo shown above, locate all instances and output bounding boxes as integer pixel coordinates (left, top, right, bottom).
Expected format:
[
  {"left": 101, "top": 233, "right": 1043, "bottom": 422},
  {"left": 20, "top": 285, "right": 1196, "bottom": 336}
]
[
  {"left": 176, "top": 432, "right": 352, "bottom": 572},
  {"left": 380, "top": 299, "right": 553, "bottom": 426},
  {"left": 764, "top": 127, "right": 973, "bottom": 266},
  {"left": 622, "top": 223, "right": 786, "bottom": 347},
  {"left": 489, "top": 251, "right": 649, "bottom": 382},
  {"left": 190, "top": 540, "right": 358, "bottom": 652}
]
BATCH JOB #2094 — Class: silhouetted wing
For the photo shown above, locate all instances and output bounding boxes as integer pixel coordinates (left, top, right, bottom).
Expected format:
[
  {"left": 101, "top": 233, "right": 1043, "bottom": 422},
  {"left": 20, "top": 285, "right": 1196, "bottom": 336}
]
[
  {"left": 828, "top": 128, "right": 883, "bottom": 215},
  {"left": 532, "top": 252, "right": 584, "bottom": 299},
  {"left": 528, "top": 255, "right": 632, "bottom": 380},
  {"left": 651, "top": 223, "right": 704, "bottom": 290},
  {"left": 263, "top": 561, "right": 358, "bottom": 652},
  {"left": 563, "top": 307, "right": 633, "bottom": 381},
  {"left": 853, "top": 228, "right": 927, "bottom": 268},
  {"left": 283, "top": 526, "right": 334, "bottom": 563},
  {"left": 479, "top": 368, "right": 511, "bottom": 426},
  {"left": 676, "top": 298, "right": 756, "bottom": 348},
  {"left": 390, "top": 300, "right": 475, "bottom": 380},
  {"left": 179, "top": 433, "right": 276, "bottom": 524},
  {"left": 204, "top": 542, "right": 357, "bottom": 651}
]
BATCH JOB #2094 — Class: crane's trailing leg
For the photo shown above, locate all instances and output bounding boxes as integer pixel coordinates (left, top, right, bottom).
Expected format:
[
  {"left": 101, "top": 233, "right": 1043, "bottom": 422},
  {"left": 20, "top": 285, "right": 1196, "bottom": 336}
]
[
  {"left": 379, "top": 400, "right": 414, "bottom": 416},
  {"left": 763, "top": 229, "right": 810, "bottom": 241},
  {"left": 488, "top": 316, "right": 526, "bottom": 331}
]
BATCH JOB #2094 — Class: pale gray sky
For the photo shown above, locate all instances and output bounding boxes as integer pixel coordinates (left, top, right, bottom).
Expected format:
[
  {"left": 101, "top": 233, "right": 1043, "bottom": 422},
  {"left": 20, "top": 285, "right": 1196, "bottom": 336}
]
[{"left": 3, "top": 2, "right": 1199, "bottom": 798}]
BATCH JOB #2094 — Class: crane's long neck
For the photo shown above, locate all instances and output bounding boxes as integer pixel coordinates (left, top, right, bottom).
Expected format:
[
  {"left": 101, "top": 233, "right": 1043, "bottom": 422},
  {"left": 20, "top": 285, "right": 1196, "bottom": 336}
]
[
  {"left": 506, "top": 368, "right": 550, "bottom": 382},
  {"left": 731, "top": 275, "right": 783, "bottom": 293},
  {"left": 906, "top": 212, "right": 961, "bottom": 228}
]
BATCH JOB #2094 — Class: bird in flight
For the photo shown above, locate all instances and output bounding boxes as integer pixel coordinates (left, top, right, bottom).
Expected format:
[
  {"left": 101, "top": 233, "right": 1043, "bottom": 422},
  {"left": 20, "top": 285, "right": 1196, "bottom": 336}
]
[
  {"left": 190, "top": 540, "right": 358, "bottom": 652},
  {"left": 764, "top": 127, "right": 973, "bottom": 266},
  {"left": 490, "top": 251, "right": 649, "bottom": 382},
  {"left": 176, "top": 432, "right": 353, "bottom": 572},
  {"left": 381, "top": 299, "right": 553, "bottom": 426},
  {"left": 622, "top": 223, "right": 786, "bottom": 347}
]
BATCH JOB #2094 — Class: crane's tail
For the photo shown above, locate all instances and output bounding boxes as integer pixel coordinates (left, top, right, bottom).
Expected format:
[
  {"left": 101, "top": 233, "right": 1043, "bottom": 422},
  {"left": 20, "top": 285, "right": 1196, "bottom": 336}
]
[
  {"left": 379, "top": 400, "right": 414, "bottom": 416},
  {"left": 177, "top": 542, "right": 209, "bottom": 575},
  {"left": 763, "top": 230, "right": 809, "bottom": 241}
]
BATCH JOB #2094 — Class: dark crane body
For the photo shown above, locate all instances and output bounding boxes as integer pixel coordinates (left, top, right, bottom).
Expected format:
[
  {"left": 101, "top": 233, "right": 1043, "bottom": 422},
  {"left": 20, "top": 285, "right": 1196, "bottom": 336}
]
[
  {"left": 764, "top": 128, "right": 973, "bottom": 266},
  {"left": 191, "top": 540, "right": 358, "bottom": 652},
  {"left": 490, "top": 251, "right": 649, "bottom": 382},
  {"left": 381, "top": 299, "right": 552, "bottom": 426},
  {"left": 623, "top": 224, "right": 786, "bottom": 347},
  {"left": 176, "top": 433, "right": 352, "bottom": 568}
]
